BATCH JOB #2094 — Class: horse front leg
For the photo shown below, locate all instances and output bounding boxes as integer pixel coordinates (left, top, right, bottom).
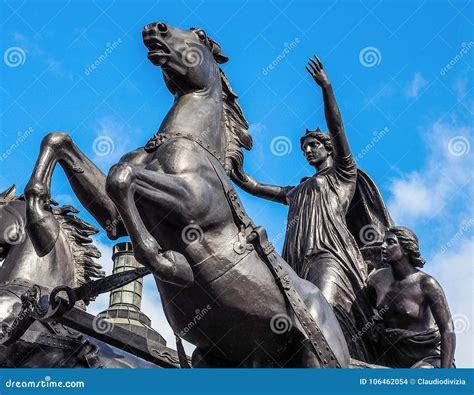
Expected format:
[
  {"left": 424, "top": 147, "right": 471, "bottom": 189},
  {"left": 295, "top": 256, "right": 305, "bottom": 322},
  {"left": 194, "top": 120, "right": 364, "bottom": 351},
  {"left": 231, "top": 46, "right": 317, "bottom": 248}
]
[
  {"left": 25, "top": 132, "right": 126, "bottom": 256},
  {"left": 106, "top": 163, "right": 194, "bottom": 287}
]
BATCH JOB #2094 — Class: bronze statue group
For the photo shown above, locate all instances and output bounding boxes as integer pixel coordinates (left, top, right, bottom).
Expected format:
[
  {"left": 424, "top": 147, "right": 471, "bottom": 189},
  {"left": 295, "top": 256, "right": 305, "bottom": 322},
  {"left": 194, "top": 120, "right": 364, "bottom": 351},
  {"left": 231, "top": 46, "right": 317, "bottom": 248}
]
[
  {"left": 0, "top": 23, "right": 456, "bottom": 368},
  {"left": 236, "top": 56, "right": 456, "bottom": 368}
]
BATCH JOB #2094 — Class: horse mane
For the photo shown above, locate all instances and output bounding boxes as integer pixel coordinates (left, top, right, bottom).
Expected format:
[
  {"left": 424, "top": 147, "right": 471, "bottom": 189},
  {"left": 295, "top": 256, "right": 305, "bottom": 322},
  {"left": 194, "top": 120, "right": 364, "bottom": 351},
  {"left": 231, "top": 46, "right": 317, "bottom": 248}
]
[
  {"left": 219, "top": 69, "right": 253, "bottom": 179},
  {"left": 1, "top": 185, "right": 104, "bottom": 304},
  {"left": 51, "top": 205, "right": 105, "bottom": 299}
]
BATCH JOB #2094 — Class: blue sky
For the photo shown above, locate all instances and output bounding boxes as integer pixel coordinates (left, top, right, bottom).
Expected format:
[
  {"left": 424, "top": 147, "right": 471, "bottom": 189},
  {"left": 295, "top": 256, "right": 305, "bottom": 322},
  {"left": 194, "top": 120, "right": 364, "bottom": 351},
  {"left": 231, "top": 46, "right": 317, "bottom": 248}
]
[{"left": 1, "top": 0, "right": 473, "bottom": 366}]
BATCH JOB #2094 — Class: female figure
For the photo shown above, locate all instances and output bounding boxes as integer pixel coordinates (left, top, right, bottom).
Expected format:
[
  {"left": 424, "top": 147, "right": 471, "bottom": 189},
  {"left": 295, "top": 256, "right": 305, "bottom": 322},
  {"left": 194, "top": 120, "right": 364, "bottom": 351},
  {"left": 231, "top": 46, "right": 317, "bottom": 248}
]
[
  {"left": 234, "top": 57, "right": 375, "bottom": 360},
  {"left": 368, "top": 227, "right": 455, "bottom": 368}
]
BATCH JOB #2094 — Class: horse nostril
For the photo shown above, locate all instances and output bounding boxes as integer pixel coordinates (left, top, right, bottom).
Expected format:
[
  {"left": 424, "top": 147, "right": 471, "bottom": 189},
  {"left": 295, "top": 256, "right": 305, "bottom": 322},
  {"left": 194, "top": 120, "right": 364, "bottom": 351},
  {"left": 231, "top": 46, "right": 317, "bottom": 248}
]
[{"left": 157, "top": 22, "right": 168, "bottom": 34}]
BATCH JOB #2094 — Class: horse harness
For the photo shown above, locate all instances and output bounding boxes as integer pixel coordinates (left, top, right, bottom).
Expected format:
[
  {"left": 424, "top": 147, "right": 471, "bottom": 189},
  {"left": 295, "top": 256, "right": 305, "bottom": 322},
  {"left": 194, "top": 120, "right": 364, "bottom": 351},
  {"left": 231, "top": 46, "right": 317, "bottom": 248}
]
[
  {"left": 145, "top": 133, "right": 342, "bottom": 368},
  {"left": 0, "top": 279, "right": 102, "bottom": 368}
]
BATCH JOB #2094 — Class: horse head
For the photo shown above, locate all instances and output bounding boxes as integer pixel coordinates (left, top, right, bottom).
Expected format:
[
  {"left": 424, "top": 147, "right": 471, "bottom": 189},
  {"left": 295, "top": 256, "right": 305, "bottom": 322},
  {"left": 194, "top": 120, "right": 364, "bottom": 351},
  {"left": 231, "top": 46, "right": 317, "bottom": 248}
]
[
  {"left": 143, "top": 22, "right": 228, "bottom": 94},
  {"left": 142, "top": 22, "right": 253, "bottom": 181}
]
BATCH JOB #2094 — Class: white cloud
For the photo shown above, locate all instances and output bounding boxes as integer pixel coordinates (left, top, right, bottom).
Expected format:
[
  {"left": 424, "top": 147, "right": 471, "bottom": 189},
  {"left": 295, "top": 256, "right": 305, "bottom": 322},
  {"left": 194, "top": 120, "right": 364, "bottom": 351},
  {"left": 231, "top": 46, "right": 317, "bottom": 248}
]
[
  {"left": 10, "top": 31, "right": 72, "bottom": 79},
  {"left": 45, "top": 57, "right": 73, "bottom": 80},
  {"left": 388, "top": 120, "right": 473, "bottom": 226},
  {"left": 407, "top": 72, "right": 428, "bottom": 98},
  {"left": 388, "top": 174, "right": 436, "bottom": 222}
]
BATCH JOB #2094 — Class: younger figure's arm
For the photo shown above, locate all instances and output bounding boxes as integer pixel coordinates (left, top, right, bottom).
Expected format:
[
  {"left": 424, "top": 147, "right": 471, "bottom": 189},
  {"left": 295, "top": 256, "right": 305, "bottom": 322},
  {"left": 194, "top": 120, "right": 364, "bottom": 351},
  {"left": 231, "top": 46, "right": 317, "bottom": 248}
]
[{"left": 422, "top": 276, "right": 456, "bottom": 368}]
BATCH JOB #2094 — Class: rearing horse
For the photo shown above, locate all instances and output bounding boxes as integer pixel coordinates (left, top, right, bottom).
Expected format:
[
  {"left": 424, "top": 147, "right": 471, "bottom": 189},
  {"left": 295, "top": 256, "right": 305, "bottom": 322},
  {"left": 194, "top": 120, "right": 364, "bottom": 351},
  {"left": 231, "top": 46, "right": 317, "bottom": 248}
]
[{"left": 25, "top": 22, "right": 350, "bottom": 367}]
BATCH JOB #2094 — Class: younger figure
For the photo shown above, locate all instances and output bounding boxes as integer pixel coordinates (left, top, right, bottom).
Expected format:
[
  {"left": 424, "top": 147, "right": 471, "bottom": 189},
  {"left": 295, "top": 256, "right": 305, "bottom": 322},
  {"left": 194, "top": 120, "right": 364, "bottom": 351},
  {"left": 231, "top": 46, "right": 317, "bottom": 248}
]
[{"left": 368, "top": 227, "right": 455, "bottom": 368}]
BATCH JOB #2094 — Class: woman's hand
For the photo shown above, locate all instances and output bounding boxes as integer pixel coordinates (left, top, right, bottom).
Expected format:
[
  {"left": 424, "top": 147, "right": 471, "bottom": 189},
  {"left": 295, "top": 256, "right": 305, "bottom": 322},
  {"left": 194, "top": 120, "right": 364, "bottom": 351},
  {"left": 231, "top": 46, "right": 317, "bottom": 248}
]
[
  {"left": 230, "top": 170, "right": 289, "bottom": 205},
  {"left": 306, "top": 56, "right": 330, "bottom": 88}
]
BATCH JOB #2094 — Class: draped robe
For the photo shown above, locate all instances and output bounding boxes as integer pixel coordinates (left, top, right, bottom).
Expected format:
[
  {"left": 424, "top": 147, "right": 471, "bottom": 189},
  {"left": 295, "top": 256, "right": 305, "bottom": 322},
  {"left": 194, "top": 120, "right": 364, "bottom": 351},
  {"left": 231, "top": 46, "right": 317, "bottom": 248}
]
[{"left": 281, "top": 153, "right": 391, "bottom": 362}]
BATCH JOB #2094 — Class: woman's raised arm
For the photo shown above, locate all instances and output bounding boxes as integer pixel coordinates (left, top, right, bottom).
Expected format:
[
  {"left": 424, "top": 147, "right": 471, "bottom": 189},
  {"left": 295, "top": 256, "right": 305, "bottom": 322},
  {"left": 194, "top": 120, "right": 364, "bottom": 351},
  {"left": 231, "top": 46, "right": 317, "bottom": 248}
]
[{"left": 306, "top": 56, "right": 351, "bottom": 159}]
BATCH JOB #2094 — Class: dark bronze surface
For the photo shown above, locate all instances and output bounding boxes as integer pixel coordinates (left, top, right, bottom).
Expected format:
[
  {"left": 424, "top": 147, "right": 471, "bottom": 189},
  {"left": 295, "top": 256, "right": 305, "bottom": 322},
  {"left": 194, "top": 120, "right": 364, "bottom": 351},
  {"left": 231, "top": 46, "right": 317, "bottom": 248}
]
[
  {"left": 21, "top": 22, "right": 351, "bottom": 367},
  {"left": 1, "top": 22, "right": 457, "bottom": 369},
  {"left": 367, "top": 227, "right": 456, "bottom": 368},
  {"left": 0, "top": 190, "right": 158, "bottom": 368}
]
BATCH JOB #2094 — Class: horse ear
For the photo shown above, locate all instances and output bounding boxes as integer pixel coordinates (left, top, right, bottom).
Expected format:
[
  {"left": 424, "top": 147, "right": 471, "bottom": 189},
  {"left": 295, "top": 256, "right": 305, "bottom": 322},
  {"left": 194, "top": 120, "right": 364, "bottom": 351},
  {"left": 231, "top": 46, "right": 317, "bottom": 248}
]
[
  {"left": 214, "top": 52, "right": 229, "bottom": 64},
  {"left": 209, "top": 38, "right": 229, "bottom": 64},
  {"left": 0, "top": 185, "right": 16, "bottom": 201}
]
